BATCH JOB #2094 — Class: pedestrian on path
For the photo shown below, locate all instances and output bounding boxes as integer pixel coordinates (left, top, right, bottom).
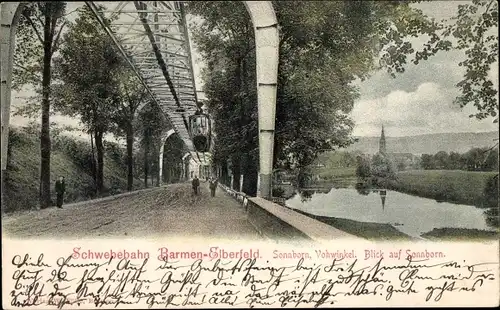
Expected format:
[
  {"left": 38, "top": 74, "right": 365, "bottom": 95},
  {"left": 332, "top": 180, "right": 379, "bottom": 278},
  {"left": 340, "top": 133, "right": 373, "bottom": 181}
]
[
  {"left": 55, "top": 176, "right": 66, "bottom": 209},
  {"left": 192, "top": 175, "right": 200, "bottom": 195},
  {"left": 209, "top": 176, "right": 218, "bottom": 197}
]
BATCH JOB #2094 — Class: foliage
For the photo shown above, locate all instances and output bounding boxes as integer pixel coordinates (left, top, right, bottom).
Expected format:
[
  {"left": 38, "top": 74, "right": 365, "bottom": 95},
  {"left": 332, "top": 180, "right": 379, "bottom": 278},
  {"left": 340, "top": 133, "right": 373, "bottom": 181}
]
[
  {"left": 135, "top": 102, "right": 172, "bottom": 185},
  {"left": 110, "top": 68, "right": 149, "bottom": 138},
  {"left": 53, "top": 5, "right": 125, "bottom": 193},
  {"left": 414, "top": 0, "right": 499, "bottom": 121},
  {"left": 4, "top": 126, "right": 143, "bottom": 212},
  {"left": 355, "top": 182, "right": 371, "bottom": 196},
  {"left": 272, "top": 186, "right": 285, "bottom": 198},
  {"left": 356, "top": 155, "right": 372, "bottom": 179},
  {"left": 482, "top": 173, "right": 499, "bottom": 209},
  {"left": 187, "top": 1, "right": 455, "bottom": 188},
  {"left": 371, "top": 154, "right": 396, "bottom": 179},
  {"left": 12, "top": 2, "right": 70, "bottom": 208},
  {"left": 53, "top": 5, "right": 122, "bottom": 136},
  {"left": 12, "top": 2, "right": 68, "bottom": 93},
  {"left": 421, "top": 146, "right": 499, "bottom": 171}
]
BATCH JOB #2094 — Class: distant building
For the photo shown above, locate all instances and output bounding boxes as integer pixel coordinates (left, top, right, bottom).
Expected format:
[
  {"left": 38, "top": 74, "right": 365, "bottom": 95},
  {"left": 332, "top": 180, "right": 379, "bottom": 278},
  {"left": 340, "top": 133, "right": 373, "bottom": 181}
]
[
  {"left": 378, "top": 126, "right": 420, "bottom": 170},
  {"left": 379, "top": 125, "right": 387, "bottom": 155}
]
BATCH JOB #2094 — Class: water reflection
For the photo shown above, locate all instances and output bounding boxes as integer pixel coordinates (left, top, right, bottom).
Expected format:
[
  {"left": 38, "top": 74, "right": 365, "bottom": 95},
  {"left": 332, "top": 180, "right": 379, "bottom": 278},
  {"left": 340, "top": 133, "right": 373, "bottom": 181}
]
[
  {"left": 299, "top": 189, "right": 314, "bottom": 202},
  {"left": 355, "top": 182, "right": 371, "bottom": 196},
  {"left": 287, "top": 184, "right": 495, "bottom": 238},
  {"left": 355, "top": 182, "right": 387, "bottom": 210}
]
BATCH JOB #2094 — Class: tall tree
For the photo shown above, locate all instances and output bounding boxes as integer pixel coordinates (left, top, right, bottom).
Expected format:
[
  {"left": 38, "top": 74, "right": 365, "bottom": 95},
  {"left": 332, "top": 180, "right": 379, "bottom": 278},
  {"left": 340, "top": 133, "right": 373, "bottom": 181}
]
[
  {"left": 13, "top": 2, "right": 67, "bottom": 208},
  {"left": 136, "top": 103, "right": 169, "bottom": 188},
  {"left": 111, "top": 69, "right": 149, "bottom": 191},
  {"left": 187, "top": 1, "right": 443, "bottom": 195},
  {"left": 54, "top": 5, "right": 122, "bottom": 194}
]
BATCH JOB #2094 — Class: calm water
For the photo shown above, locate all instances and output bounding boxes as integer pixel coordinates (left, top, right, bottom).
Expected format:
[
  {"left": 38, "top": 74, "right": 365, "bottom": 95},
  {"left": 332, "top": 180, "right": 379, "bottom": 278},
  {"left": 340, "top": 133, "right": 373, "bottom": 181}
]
[{"left": 285, "top": 187, "right": 493, "bottom": 238}]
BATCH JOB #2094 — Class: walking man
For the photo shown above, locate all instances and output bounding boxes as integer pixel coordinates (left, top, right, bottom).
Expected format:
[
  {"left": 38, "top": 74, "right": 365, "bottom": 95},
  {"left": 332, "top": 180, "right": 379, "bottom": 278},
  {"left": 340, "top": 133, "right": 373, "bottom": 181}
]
[
  {"left": 209, "top": 176, "right": 218, "bottom": 197},
  {"left": 55, "top": 176, "right": 66, "bottom": 208},
  {"left": 192, "top": 175, "right": 200, "bottom": 195}
]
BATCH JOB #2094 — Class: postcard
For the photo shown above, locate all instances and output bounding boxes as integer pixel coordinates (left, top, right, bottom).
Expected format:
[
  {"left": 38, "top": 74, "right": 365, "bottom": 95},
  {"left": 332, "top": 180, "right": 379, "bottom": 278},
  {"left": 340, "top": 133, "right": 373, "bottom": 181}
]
[{"left": 1, "top": 1, "right": 499, "bottom": 308}]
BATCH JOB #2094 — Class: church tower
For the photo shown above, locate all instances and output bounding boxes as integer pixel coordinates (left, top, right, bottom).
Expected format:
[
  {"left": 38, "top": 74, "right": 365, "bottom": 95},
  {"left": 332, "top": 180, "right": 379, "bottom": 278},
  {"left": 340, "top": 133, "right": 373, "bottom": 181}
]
[{"left": 379, "top": 125, "right": 386, "bottom": 155}]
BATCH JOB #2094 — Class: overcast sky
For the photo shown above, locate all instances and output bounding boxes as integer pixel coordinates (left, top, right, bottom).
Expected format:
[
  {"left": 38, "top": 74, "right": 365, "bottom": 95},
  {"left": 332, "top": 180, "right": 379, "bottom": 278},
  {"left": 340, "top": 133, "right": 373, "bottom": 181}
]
[{"left": 9, "top": 1, "right": 499, "bottom": 140}]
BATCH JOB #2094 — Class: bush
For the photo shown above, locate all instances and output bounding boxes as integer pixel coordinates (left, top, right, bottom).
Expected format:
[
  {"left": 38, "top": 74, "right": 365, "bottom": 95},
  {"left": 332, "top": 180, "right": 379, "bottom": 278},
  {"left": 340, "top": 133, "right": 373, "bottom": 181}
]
[
  {"left": 482, "top": 174, "right": 499, "bottom": 208},
  {"left": 272, "top": 186, "right": 285, "bottom": 198},
  {"left": 355, "top": 155, "right": 371, "bottom": 179},
  {"left": 3, "top": 127, "right": 143, "bottom": 213},
  {"left": 371, "top": 154, "right": 395, "bottom": 179}
]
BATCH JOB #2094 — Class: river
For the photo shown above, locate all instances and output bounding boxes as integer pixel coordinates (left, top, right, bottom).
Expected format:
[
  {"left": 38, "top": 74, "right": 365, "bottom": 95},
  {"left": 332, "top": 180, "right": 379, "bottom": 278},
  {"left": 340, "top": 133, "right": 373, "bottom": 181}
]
[{"left": 285, "top": 185, "right": 494, "bottom": 239}]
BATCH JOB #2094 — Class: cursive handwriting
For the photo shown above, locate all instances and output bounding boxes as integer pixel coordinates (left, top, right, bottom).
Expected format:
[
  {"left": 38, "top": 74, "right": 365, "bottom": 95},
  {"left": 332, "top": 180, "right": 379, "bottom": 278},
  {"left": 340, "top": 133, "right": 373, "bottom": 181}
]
[{"left": 7, "top": 253, "right": 498, "bottom": 308}]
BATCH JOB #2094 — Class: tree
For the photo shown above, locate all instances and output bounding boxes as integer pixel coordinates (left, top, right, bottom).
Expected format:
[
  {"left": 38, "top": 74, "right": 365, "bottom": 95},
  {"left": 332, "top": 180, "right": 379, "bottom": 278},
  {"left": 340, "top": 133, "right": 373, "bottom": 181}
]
[
  {"left": 136, "top": 103, "right": 169, "bottom": 188},
  {"left": 111, "top": 68, "right": 149, "bottom": 191},
  {"left": 188, "top": 1, "right": 449, "bottom": 196},
  {"left": 414, "top": 0, "right": 499, "bottom": 122},
  {"left": 371, "top": 154, "right": 396, "bottom": 179},
  {"left": 356, "top": 155, "right": 372, "bottom": 179},
  {"left": 483, "top": 147, "right": 499, "bottom": 171},
  {"left": 448, "top": 151, "right": 463, "bottom": 170},
  {"left": 462, "top": 147, "right": 486, "bottom": 171},
  {"left": 433, "top": 151, "right": 450, "bottom": 169},
  {"left": 13, "top": 2, "right": 68, "bottom": 208},
  {"left": 54, "top": 5, "right": 123, "bottom": 194},
  {"left": 421, "top": 154, "right": 435, "bottom": 170}
]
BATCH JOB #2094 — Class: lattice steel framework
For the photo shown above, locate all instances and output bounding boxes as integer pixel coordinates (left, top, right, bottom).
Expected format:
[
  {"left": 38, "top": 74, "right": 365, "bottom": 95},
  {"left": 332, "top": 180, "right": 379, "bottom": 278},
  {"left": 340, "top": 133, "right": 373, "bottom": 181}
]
[
  {"left": 1, "top": 1, "right": 278, "bottom": 197},
  {"left": 86, "top": 1, "right": 199, "bottom": 151}
]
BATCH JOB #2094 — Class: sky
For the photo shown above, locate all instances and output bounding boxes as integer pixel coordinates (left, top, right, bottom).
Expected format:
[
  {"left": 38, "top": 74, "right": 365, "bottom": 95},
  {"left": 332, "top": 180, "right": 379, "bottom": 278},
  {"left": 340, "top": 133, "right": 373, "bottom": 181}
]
[{"left": 9, "top": 1, "right": 499, "bottom": 141}]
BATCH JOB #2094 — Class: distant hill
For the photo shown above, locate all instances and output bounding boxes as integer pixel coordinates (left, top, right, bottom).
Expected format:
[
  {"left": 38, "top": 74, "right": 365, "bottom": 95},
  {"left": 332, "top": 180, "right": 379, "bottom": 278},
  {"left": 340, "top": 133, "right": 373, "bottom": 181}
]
[{"left": 345, "top": 131, "right": 499, "bottom": 155}]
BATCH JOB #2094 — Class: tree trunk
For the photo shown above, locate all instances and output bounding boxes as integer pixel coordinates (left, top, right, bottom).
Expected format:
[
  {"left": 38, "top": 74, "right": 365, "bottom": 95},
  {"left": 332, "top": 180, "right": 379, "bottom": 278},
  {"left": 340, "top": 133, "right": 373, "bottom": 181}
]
[
  {"left": 95, "top": 130, "right": 104, "bottom": 194},
  {"left": 155, "top": 148, "right": 160, "bottom": 187},
  {"left": 90, "top": 131, "right": 97, "bottom": 194},
  {"left": 231, "top": 156, "right": 241, "bottom": 191},
  {"left": 39, "top": 9, "right": 55, "bottom": 209},
  {"left": 126, "top": 122, "right": 134, "bottom": 191},
  {"left": 144, "top": 135, "right": 150, "bottom": 188}
]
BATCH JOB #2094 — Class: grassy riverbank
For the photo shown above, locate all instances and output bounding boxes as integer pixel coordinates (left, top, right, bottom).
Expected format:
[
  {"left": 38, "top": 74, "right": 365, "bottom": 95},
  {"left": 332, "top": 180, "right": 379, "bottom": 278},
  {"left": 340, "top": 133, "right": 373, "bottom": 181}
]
[
  {"left": 421, "top": 228, "right": 498, "bottom": 241},
  {"left": 379, "top": 170, "right": 498, "bottom": 207},
  {"left": 294, "top": 209, "right": 498, "bottom": 241},
  {"left": 4, "top": 127, "right": 144, "bottom": 213},
  {"left": 292, "top": 209, "right": 414, "bottom": 241}
]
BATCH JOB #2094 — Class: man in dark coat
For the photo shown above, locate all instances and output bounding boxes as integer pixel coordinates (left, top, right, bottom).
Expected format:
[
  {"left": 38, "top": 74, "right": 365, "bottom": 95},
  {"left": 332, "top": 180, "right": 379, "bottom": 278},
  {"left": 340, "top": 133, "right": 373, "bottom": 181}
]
[
  {"left": 209, "top": 177, "right": 218, "bottom": 197},
  {"left": 192, "top": 176, "right": 200, "bottom": 195},
  {"left": 55, "top": 176, "right": 66, "bottom": 208}
]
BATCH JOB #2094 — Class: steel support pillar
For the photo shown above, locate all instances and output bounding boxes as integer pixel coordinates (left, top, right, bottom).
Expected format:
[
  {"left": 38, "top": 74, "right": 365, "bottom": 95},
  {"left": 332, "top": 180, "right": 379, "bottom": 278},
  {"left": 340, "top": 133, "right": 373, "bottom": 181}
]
[
  {"left": 158, "top": 145, "right": 164, "bottom": 185},
  {"left": 1, "top": 3, "right": 23, "bottom": 171},
  {"left": 157, "top": 128, "right": 176, "bottom": 185},
  {"left": 1, "top": 3, "right": 24, "bottom": 208},
  {"left": 182, "top": 153, "right": 190, "bottom": 182},
  {"left": 243, "top": 2, "right": 279, "bottom": 198},
  {"left": 239, "top": 174, "right": 244, "bottom": 192}
]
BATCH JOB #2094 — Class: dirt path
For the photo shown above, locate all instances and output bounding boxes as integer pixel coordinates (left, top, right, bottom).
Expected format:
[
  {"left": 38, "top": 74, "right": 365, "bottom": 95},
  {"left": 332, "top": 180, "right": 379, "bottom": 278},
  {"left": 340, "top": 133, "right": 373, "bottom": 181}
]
[{"left": 2, "top": 183, "right": 262, "bottom": 240}]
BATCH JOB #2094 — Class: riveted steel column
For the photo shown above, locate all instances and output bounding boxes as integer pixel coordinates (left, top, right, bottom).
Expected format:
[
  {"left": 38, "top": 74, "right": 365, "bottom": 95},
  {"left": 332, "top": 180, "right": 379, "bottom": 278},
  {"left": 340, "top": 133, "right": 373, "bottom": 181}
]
[
  {"left": 1, "top": 2, "right": 24, "bottom": 171},
  {"left": 243, "top": 1, "right": 279, "bottom": 198},
  {"left": 1, "top": 2, "right": 24, "bottom": 208},
  {"left": 158, "top": 129, "right": 176, "bottom": 185}
]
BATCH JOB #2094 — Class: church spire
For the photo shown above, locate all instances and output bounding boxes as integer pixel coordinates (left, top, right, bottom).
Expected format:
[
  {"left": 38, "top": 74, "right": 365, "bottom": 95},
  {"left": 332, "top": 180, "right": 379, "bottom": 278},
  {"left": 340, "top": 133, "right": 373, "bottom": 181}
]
[{"left": 379, "top": 125, "right": 386, "bottom": 155}]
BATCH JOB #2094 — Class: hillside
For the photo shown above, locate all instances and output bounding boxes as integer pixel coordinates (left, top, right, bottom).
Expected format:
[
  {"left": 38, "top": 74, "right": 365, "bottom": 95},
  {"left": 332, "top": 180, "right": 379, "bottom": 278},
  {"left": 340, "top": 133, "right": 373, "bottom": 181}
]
[
  {"left": 345, "top": 131, "right": 499, "bottom": 154},
  {"left": 3, "top": 127, "right": 144, "bottom": 213}
]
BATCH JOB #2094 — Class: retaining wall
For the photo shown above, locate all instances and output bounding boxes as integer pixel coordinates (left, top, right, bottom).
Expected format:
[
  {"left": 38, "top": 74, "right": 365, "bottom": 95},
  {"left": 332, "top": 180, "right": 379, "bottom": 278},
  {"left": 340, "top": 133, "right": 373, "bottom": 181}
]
[{"left": 218, "top": 184, "right": 359, "bottom": 243}]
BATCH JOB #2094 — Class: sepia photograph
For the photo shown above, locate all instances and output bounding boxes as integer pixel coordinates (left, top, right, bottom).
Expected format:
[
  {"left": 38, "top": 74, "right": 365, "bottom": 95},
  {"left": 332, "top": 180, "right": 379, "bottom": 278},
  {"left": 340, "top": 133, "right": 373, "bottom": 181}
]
[{"left": 1, "top": 1, "right": 498, "bottom": 308}]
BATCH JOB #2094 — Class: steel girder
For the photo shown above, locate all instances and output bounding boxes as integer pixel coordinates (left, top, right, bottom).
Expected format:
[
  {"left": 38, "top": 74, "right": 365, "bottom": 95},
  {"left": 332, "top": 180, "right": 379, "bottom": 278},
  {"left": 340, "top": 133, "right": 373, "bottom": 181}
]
[{"left": 86, "top": 1, "right": 199, "bottom": 151}]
